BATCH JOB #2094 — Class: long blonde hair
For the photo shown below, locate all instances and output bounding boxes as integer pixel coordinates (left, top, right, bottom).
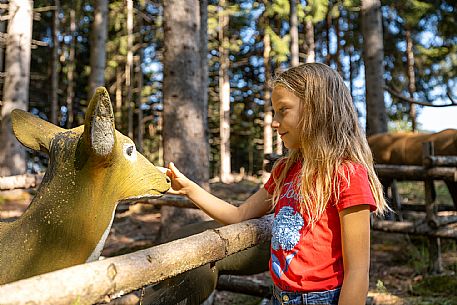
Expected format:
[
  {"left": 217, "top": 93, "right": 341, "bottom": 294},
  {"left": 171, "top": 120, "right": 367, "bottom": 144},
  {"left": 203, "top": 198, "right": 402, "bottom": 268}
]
[{"left": 271, "top": 63, "right": 388, "bottom": 225}]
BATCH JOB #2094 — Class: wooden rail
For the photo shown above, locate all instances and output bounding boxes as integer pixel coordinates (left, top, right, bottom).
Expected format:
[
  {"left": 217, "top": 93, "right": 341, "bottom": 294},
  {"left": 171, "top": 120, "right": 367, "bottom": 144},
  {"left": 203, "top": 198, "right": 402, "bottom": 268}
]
[
  {"left": 0, "top": 215, "right": 273, "bottom": 305},
  {"left": 372, "top": 215, "right": 457, "bottom": 239},
  {"left": 374, "top": 164, "right": 457, "bottom": 181},
  {"left": 0, "top": 173, "right": 44, "bottom": 190},
  {"left": 424, "top": 156, "right": 457, "bottom": 168}
]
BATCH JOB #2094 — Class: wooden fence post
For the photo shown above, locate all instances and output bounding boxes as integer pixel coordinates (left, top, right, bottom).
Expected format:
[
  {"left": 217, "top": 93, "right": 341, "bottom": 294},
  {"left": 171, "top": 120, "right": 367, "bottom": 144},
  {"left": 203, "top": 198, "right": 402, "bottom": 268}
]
[{"left": 422, "top": 141, "right": 443, "bottom": 274}]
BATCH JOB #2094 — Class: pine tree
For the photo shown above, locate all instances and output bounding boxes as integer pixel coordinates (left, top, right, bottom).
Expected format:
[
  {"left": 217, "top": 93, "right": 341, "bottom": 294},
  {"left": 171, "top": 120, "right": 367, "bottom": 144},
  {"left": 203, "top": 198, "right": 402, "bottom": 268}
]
[{"left": 0, "top": 0, "right": 33, "bottom": 176}]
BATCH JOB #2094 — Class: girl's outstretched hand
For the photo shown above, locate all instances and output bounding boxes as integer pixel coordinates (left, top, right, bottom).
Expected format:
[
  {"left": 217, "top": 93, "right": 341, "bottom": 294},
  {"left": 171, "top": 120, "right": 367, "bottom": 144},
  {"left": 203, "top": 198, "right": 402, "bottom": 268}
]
[{"left": 161, "top": 162, "right": 195, "bottom": 196}]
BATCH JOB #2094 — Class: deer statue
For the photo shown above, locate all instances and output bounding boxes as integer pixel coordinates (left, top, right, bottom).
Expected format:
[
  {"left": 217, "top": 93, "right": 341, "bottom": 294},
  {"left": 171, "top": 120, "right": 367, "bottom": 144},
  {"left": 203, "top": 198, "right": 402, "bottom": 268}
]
[
  {"left": 368, "top": 129, "right": 457, "bottom": 208},
  {"left": 368, "top": 129, "right": 457, "bottom": 165},
  {"left": 0, "top": 87, "right": 170, "bottom": 285}
]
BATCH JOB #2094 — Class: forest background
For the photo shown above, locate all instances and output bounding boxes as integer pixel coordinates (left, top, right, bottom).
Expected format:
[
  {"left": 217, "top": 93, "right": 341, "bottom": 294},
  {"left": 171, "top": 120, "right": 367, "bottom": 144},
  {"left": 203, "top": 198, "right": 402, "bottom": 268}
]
[{"left": 0, "top": 0, "right": 456, "bottom": 183}]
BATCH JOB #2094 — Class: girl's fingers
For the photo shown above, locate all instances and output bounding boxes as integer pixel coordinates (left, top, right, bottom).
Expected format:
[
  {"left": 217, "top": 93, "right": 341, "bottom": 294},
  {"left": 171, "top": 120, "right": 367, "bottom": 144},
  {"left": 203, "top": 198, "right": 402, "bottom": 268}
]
[
  {"left": 157, "top": 166, "right": 168, "bottom": 174},
  {"left": 168, "top": 162, "right": 182, "bottom": 178},
  {"left": 166, "top": 188, "right": 181, "bottom": 195}
]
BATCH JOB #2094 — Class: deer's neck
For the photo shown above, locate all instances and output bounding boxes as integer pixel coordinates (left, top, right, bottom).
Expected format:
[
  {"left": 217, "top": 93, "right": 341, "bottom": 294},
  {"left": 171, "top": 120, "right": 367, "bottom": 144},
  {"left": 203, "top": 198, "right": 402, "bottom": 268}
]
[
  {"left": 86, "top": 206, "right": 116, "bottom": 262},
  {"left": 17, "top": 172, "right": 118, "bottom": 259}
]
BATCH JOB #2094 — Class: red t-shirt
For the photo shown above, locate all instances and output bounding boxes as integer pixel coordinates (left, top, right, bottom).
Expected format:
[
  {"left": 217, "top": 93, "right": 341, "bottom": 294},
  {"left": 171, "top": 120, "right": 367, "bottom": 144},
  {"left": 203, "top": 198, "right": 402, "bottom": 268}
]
[{"left": 264, "top": 161, "right": 377, "bottom": 292}]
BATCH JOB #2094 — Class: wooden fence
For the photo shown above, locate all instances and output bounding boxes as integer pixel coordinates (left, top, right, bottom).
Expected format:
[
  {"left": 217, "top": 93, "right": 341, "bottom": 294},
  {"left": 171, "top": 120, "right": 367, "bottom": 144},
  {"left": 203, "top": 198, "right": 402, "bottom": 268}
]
[
  {"left": 372, "top": 142, "right": 457, "bottom": 273},
  {"left": 0, "top": 215, "right": 273, "bottom": 305}
]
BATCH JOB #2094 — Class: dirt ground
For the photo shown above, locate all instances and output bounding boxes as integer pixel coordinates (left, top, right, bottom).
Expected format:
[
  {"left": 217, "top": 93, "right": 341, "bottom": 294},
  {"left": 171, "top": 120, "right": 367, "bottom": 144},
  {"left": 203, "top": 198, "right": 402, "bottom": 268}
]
[{"left": 1, "top": 180, "right": 456, "bottom": 305}]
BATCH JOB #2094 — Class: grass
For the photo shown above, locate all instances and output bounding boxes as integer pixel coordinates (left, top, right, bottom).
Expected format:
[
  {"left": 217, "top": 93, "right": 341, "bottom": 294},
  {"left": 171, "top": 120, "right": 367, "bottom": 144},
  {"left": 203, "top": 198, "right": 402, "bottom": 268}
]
[
  {"left": 396, "top": 181, "right": 453, "bottom": 206},
  {"left": 405, "top": 236, "right": 431, "bottom": 274},
  {"left": 411, "top": 275, "right": 457, "bottom": 297},
  {"left": 407, "top": 297, "right": 457, "bottom": 305}
]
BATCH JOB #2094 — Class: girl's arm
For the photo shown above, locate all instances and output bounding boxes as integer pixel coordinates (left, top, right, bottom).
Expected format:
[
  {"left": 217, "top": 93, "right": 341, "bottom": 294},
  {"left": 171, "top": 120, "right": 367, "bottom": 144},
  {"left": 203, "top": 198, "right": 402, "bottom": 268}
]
[
  {"left": 338, "top": 205, "right": 372, "bottom": 305},
  {"left": 165, "top": 162, "right": 272, "bottom": 224}
]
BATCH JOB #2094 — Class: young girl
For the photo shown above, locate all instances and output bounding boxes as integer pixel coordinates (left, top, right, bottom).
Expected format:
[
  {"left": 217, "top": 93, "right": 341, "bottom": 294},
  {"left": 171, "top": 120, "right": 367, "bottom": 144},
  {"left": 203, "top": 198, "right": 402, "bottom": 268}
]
[{"left": 165, "top": 63, "right": 388, "bottom": 305}]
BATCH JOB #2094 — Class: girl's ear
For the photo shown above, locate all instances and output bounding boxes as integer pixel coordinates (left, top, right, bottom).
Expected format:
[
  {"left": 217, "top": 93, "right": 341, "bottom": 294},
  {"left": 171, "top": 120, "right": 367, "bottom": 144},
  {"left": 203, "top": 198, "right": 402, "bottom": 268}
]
[{"left": 12, "top": 109, "right": 65, "bottom": 154}]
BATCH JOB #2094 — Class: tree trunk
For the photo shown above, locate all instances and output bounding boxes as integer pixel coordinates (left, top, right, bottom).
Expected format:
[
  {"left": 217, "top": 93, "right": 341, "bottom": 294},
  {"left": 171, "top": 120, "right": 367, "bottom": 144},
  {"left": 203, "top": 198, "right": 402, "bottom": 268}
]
[
  {"left": 262, "top": 27, "right": 273, "bottom": 183},
  {"left": 134, "top": 1, "right": 145, "bottom": 152},
  {"left": 289, "top": 0, "right": 299, "bottom": 67},
  {"left": 349, "top": 49, "right": 354, "bottom": 98},
  {"left": 160, "top": 0, "right": 210, "bottom": 242},
  {"left": 335, "top": 3, "right": 342, "bottom": 74},
  {"left": 219, "top": 0, "right": 232, "bottom": 183},
  {"left": 51, "top": 0, "right": 60, "bottom": 125},
  {"left": 88, "top": 0, "right": 107, "bottom": 98},
  {"left": 361, "top": 0, "right": 387, "bottom": 136},
  {"left": 325, "top": 1, "right": 332, "bottom": 66},
  {"left": 126, "top": 0, "right": 133, "bottom": 139},
  {"left": 304, "top": 18, "right": 315, "bottom": 63},
  {"left": 200, "top": 0, "right": 209, "bottom": 176},
  {"left": 135, "top": 2, "right": 144, "bottom": 152},
  {"left": 115, "top": 66, "right": 122, "bottom": 129},
  {"left": 347, "top": 11, "right": 355, "bottom": 99},
  {"left": 405, "top": 28, "right": 416, "bottom": 132},
  {"left": 65, "top": 8, "right": 76, "bottom": 128},
  {"left": 135, "top": 54, "right": 143, "bottom": 152},
  {"left": 0, "top": 4, "right": 5, "bottom": 75},
  {"left": 0, "top": 0, "right": 33, "bottom": 176}
]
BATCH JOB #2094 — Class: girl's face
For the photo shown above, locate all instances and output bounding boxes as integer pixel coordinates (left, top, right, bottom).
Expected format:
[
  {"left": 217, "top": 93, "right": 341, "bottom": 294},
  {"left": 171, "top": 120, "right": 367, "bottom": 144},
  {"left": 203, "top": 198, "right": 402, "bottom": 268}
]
[{"left": 271, "top": 86, "right": 302, "bottom": 150}]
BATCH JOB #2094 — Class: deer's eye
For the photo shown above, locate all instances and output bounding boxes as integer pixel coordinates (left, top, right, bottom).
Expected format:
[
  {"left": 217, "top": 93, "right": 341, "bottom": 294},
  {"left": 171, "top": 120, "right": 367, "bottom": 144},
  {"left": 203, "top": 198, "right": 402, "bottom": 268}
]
[{"left": 123, "top": 144, "right": 137, "bottom": 161}]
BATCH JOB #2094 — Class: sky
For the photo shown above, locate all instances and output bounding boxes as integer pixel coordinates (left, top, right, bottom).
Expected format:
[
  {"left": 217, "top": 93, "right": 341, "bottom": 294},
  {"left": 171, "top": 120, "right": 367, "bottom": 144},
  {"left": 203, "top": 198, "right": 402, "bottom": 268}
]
[{"left": 418, "top": 106, "right": 457, "bottom": 132}]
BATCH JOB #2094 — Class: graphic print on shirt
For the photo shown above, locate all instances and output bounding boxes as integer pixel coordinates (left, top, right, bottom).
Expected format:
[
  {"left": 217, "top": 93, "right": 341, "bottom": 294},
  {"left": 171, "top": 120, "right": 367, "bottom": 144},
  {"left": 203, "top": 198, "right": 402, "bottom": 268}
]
[{"left": 271, "top": 182, "right": 305, "bottom": 280}]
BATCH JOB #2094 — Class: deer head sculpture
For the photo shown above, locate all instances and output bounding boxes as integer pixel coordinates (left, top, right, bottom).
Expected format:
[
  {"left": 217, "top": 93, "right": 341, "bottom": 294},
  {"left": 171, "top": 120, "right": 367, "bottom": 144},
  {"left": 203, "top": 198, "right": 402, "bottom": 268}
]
[{"left": 0, "top": 87, "right": 170, "bottom": 285}]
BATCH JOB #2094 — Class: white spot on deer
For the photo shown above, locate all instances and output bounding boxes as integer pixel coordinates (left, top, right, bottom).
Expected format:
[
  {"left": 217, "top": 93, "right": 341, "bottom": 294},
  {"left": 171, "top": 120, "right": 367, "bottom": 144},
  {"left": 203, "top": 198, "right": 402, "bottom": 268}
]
[{"left": 86, "top": 207, "right": 116, "bottom": 263}]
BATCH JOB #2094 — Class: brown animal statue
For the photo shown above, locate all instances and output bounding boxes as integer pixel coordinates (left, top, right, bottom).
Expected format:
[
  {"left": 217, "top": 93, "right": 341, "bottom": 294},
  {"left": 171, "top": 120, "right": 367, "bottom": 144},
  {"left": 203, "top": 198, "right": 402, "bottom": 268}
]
[
  {"left": 368, "top": 129, "right": 457, "bottom": 165},
  {"left": 0, "top": 87, "right": 170, "bottom": 285},
  {"left": 368, "top": 129, "right": 457, "bottom": 207}
]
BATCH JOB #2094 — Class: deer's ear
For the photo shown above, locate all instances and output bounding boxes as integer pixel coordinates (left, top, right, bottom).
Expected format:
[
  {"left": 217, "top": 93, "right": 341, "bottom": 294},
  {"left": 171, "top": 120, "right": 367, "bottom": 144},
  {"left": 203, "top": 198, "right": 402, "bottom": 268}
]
[
  {"left": 12, "top": 109, "right": 64, "bottom": 153},
  {"left": 83, "top": 87, "right": 116, "bottom": 156}
]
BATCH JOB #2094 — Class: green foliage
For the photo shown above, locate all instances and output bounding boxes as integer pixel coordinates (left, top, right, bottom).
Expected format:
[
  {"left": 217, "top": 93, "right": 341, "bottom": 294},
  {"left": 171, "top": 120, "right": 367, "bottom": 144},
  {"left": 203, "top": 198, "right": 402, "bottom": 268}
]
[
  {"left": 376, "top": 279, "right": 388, "bottom": 293},
  {"left": 309, "top": 0, "right": 329, "bottom": 23},
  {"left": 383, "top": 0, "right": 457, "bottom": 111},
  {"left": 266, "top": 0, "right": 290, "bottom": 19},
  {"left": 412, "top": 275, "right": 457, "bottom": 297},
  {"left": 266, "top": 27, "right": 290, "bottom": 63},
  {"left": 407, "top": 237, "right": 430, "bottom": 273},
  {"left": 388, "top": 119, "right": 414, "bottom": 132}
]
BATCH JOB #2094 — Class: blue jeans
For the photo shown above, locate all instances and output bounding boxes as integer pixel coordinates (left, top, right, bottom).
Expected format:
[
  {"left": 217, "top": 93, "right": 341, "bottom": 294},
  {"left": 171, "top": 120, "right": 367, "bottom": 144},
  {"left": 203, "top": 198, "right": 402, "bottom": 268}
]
[{"left": 271, "top": 285, "right": 341, "bottom": 305}]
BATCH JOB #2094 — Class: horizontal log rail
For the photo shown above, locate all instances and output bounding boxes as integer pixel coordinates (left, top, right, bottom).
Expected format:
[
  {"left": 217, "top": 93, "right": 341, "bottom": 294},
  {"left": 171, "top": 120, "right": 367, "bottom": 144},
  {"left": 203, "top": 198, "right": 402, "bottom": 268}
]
[
  {"left": 138, "top": 194, "right": 243, "bottom": 208},
  {"left": 216, "top": 275, "right": 271, "bottom": 298},
  {"left": 424, "top": 156, "right": 457, "bottom": 168},
  {"left": 0, "top": 173, "right": 44, "bottom": 190},
  {"left": 117, "top": 195, "right": 242, "bottom": 211},
  {"left": 0, "top": 215, "right": 273, "bottom": 305},
  {"left": 400, "top": 203, "right": 456, "bottom": 212},
  {"left": 374, "top": 164, "right": 457, "bottom": 181},
  {"left": 371, "top": 219, "right": 457, "bottom": 239}
]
